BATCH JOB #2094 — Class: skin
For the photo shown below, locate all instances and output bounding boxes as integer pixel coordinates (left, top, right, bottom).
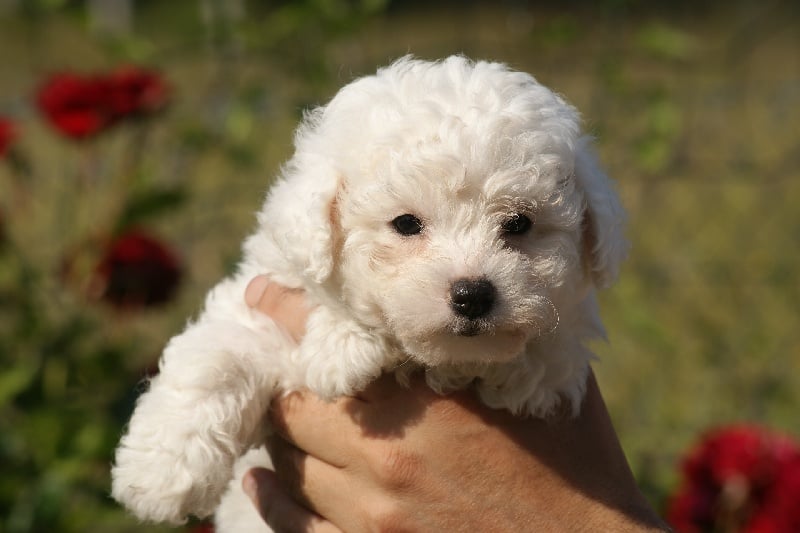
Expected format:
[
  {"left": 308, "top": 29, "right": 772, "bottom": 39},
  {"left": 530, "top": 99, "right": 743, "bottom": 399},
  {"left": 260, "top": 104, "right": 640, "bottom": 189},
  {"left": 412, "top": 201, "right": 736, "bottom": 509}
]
[{"left": 242, "top": 276, "right": 671, "bottom": 532}]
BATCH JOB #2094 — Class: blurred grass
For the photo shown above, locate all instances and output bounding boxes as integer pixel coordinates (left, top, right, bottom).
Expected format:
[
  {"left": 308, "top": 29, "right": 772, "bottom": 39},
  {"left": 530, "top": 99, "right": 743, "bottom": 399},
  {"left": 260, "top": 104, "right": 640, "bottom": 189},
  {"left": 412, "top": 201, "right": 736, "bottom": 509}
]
[{"left": 1, "top": 0, "right": 798, "bottom": 529}]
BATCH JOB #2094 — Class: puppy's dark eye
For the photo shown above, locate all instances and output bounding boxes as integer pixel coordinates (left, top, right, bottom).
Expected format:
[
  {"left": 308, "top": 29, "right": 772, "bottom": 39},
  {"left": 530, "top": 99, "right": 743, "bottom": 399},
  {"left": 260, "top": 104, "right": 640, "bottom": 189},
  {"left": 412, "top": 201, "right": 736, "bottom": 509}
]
[
  {"left": 392, "top": 214, "right": 423, "bottom": 235},
  {"left": 502, "top": 214, "right": 532, "bottom": 235}
]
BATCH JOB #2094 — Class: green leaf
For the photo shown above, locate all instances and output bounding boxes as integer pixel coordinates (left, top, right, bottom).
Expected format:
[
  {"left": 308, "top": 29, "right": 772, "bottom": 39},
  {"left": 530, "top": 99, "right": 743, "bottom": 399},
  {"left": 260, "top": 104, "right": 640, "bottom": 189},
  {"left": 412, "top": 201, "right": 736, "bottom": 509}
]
[
  {"left": 636, "top": 23, "right": 696, "bottom": 61},
  {"left": 114, "top": 187, "right": 188, "bottom": 233},
  {"left": 0, "top": 361, "right": 38, "bottom": 408}
]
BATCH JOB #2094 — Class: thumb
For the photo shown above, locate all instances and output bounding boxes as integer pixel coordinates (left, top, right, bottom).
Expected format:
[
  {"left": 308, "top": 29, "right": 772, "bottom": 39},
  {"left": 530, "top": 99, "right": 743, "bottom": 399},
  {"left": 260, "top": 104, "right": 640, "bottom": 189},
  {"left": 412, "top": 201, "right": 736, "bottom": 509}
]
[{"left": 244, "top": 276, "right": 310, "bottom": 342}]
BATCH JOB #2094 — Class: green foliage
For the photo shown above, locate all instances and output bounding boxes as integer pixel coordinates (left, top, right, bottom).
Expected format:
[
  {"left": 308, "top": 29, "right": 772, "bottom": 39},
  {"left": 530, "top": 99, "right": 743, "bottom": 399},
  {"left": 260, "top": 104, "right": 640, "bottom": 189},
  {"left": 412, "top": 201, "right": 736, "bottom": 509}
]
[
  {"left": 636, "top": 22, "right": 696, "bottom": 61},
  {"left": 115, "top": 187, "right": 188, "bottom": 235},
  {"left": 0, "top": 244, "right": 145, "bottom": 532}
]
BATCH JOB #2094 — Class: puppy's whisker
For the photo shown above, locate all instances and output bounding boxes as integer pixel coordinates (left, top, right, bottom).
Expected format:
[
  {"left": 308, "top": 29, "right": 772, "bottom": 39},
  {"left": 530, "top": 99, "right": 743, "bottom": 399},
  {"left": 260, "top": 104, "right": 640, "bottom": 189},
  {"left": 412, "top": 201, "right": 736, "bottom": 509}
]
[
  {"left": 392, "top": 356, "right": 420, "bottom": 388},
  {"left": 395, "top": 356, "right": 414, "bottom": 368},
  {"left": 543, "top": 296, "right": 560, "bottom": 336},
  {"left": 530, "top": 295, "right": 560, "bottom": 338}
]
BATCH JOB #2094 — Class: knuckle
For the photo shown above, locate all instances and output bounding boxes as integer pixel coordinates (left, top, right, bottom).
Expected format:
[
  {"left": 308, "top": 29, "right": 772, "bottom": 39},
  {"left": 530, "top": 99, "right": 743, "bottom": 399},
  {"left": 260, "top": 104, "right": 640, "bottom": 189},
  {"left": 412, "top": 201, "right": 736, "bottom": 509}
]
[
  {"left": 373, "top": 444, "right": 423, "bottom": 491},
  {"left": 365, "top": 501, "right": 412, "bottom": 533}
]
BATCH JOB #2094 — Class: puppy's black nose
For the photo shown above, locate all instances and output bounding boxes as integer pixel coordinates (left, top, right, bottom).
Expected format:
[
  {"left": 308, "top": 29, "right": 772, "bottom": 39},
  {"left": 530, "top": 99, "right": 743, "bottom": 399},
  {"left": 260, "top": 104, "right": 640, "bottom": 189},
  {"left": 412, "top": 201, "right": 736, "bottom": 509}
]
[{"left": 450, "top": 278, "right": 495, "bottom": 320}]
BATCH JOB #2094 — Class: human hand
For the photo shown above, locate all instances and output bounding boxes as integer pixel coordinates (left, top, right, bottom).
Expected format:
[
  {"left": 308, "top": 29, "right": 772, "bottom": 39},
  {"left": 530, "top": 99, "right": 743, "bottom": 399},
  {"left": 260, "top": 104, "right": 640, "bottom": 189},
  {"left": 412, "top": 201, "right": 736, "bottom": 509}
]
[{"left": 242, "top": 276, "right": 669, "bottom": 532}]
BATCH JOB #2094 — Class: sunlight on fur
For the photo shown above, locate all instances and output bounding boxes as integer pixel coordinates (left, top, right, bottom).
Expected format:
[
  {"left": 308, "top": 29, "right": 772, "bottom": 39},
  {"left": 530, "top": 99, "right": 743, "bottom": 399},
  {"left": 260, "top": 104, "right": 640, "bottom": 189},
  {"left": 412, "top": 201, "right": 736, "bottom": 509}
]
[{"left": 111, "top": 55, "right": 627, "bottom": 531}]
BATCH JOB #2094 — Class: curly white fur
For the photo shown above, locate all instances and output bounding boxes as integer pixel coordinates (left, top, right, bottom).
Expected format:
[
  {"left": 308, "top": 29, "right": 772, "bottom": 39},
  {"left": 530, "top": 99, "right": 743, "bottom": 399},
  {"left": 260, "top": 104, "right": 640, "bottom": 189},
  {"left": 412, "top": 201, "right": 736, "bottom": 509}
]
[{"left": 111, "top": 56, "right": 627, "bottom": 530}]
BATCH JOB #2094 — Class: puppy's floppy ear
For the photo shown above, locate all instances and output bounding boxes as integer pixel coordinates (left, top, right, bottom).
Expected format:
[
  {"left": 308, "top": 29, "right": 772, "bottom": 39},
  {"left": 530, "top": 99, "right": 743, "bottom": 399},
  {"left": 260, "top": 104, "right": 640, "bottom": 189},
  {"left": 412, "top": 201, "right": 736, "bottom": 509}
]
[
  {"left": 574, "top": 137, "right": 628, "bottom": 289},
  {"left": 259, "top": 157, "right": 341, "bottom": 284},
  {"left": 300, "top": 171, "right": 340, "bottom": 283}
]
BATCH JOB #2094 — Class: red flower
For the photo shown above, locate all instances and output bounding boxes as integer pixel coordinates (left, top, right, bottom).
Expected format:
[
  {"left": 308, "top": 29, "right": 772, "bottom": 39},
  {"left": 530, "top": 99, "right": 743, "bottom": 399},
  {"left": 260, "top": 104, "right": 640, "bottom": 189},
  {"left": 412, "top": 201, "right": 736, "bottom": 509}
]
[
  {"left": 747, "top": 457, "right": 800, "bottom": 533},
  {"left": 105, "top": 66, "right": 170, "bottom": 119},
  {"left": 93, "top": 229, "right": 182, "bottom": 309},
  {"left": 37, "top": 73, "right": 114, "bottom": 139},
  {"left": 0, "top": 116, "right": 16, "bottom": 157},
  {"left": 36, "top": 67, "right": 170, "bottom": 139},
  {"left": 668, "top": 425, "right": 800, "bottom": 533}
]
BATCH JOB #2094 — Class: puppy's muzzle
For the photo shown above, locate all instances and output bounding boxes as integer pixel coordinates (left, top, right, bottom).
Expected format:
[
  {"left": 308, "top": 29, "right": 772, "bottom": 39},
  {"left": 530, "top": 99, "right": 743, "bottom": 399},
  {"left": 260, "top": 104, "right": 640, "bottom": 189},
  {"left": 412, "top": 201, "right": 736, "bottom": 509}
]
[{"left": 450, "top": 278, "right": 495, "bottom": 320}]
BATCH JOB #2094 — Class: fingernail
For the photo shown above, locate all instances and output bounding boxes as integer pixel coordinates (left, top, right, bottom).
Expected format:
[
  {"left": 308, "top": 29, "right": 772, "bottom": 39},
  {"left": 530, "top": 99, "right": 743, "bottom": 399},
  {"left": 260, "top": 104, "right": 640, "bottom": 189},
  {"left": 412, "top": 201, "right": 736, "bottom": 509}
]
[
  {"left": 244, "top": 275, "right": 270, "bottom": 308},
  {"left": 242, "top": 470, "right": 259, "bottom": 501}
]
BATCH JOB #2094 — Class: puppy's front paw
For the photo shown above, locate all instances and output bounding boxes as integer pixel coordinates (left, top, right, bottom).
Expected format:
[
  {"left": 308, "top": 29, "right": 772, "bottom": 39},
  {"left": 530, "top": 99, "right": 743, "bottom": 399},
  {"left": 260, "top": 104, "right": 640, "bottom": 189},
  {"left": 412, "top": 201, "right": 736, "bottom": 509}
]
[
  {"left": 111, "top": 382, "right": 238, "bottom": 524},
  {"left": 112, "top": 436, "right": 231, "bottom": 524},
  {"left": 298, "top": 308, "right": 395, "bottom": 399}
]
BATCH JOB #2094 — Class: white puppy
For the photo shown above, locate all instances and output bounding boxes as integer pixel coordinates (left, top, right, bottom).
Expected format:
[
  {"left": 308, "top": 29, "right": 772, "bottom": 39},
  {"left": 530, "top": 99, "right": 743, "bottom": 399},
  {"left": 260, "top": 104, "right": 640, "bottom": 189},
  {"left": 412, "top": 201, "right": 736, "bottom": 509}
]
[{"left": 111, "top": 56, "right": 627, "bottom": 529}]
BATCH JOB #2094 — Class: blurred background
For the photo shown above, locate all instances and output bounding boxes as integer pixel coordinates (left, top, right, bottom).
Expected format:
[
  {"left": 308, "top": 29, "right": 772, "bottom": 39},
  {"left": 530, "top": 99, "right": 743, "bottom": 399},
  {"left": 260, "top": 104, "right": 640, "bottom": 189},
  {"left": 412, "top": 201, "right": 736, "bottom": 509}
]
[{"left": 0, "top": 1, "right": 798, "bottom": 531}]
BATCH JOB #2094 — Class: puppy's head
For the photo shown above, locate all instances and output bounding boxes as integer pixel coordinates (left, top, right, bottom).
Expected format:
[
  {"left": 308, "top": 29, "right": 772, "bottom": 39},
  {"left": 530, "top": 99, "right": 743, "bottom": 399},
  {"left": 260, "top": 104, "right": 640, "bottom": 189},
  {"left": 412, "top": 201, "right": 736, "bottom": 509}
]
[{"left": 278, "top": 56, "right": 626, "bottom": 366}]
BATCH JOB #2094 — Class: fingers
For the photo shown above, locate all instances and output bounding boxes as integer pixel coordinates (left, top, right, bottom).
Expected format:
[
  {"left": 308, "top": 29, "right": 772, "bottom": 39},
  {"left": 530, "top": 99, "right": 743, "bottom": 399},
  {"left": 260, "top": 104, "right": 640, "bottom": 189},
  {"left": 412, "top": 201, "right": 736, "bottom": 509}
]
[
  {"left": 244, "top": 274, "right": 272, "bottom": 308},
  {"left": 242, "top": 468, "right": 342, "bottom": 533},
  {"left": 269, "top": 392, "right": 361, "bottom": 468},
  {"left": 245, "top": 275, "right": 309, "bottom": 342},
  {"left": 266, "top": 436, "right": 361, "bottom": 523}
]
